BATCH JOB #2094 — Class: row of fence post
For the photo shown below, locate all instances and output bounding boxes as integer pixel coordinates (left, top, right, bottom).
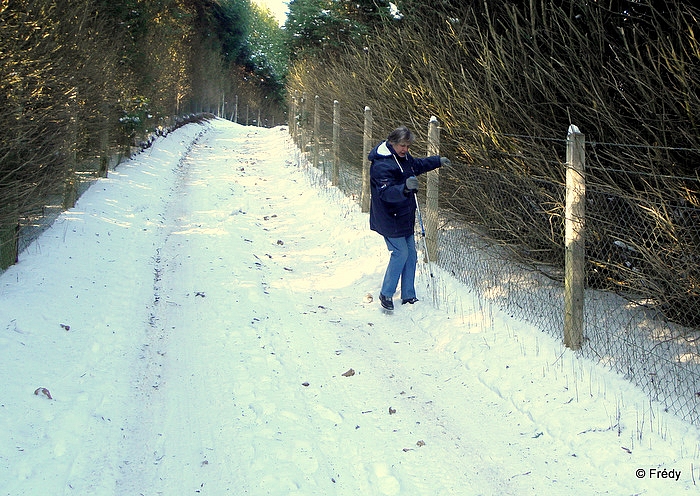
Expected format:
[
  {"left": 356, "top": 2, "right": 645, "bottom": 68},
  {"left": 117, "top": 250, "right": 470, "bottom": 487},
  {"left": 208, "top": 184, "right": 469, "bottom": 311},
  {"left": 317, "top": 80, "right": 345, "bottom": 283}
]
[
  {"left": 223, "top": 94, "right": 273, "bottom": 127},
  {"left": 290, "top": 93, "right": 586, "bottom": 350}
]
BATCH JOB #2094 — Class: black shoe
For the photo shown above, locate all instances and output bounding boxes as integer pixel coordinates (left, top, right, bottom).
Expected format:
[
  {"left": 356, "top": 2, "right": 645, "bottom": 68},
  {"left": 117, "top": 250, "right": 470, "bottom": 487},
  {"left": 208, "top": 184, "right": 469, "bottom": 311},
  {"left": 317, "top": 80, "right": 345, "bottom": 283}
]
[
  {"left": 379, "top": 294, "right": 394, "bottom": 311},
  {"left": 402, "top": 297, "right": 419, "bottom": 305}
]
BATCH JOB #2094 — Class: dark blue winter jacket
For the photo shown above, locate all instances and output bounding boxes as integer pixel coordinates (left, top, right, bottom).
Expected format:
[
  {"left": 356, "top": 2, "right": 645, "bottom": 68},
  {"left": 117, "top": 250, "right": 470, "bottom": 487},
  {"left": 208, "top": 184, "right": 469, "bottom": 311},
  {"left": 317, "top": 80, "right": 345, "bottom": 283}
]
[{"left": 368, "top": 140, "right": 441, "bottom": 238}]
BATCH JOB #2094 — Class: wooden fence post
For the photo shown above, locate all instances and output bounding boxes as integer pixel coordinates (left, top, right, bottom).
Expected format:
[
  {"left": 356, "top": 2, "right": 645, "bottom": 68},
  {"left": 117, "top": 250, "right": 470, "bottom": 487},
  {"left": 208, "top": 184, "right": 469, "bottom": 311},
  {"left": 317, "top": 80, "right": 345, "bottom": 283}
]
[
  {"left": 63, "top": 95, "right": 78, "bottom": 210},
  {"left": 564, "top": 124, "right": 586, "bottom": 350},
  {"left": 361, "top": 106, "right": 372, "bottom": 212},
  {"left": 299, "top": 92, "right": 306, "bottom": 152},
  {"left": 332, "top": 100, "right": 340, "bottom": 186},
  {"left": 0, "top": 199, "right": 19, "bottom": 270},
  {"left": 425, "top": 116, "right": 440, "bottom": 262},
  {"left": 234, "top": 95, "right": 239, "bottom": 123},
  {"left": 98, "top": 117, "right": 110, "bottom": 178},
  {"left": 313, "top": 95, "right": 320, "bottom": 169},
  {"left": 290, "top": 93, "right": 297, "bottom": 141}
]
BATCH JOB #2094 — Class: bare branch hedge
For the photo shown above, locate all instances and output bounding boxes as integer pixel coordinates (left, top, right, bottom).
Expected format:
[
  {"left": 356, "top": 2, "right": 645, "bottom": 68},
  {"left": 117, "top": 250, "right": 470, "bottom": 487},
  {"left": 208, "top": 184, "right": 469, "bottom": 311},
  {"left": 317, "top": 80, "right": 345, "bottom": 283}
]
[{"left": 287, "top": 0, "right": 700, "bottom": 422}]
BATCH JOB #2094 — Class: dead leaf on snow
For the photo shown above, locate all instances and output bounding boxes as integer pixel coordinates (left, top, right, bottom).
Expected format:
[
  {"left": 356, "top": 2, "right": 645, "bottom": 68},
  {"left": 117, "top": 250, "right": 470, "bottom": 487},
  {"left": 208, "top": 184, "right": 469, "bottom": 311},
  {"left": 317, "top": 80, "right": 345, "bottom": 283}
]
[
  {"left": 34, "top": 387, "right": 52, "bottom": 399},
  {"left": 342, "top": 368, "right": 355, "bottom": 377}
]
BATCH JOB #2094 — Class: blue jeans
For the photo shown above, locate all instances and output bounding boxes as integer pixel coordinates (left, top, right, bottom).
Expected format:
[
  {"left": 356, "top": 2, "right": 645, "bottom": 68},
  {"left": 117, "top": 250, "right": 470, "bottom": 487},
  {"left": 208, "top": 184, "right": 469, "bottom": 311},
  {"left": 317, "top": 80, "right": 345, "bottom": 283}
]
[{"left": 381, "top": 235, "right": 417, "bottom": 300}]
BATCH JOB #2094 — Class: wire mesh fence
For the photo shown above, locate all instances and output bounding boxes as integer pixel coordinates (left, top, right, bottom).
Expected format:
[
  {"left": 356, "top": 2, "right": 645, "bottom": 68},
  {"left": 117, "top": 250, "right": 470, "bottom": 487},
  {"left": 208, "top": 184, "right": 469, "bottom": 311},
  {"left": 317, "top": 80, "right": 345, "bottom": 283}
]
[{"left": 290, "top": 112, "right": 700, "bottom": 426}]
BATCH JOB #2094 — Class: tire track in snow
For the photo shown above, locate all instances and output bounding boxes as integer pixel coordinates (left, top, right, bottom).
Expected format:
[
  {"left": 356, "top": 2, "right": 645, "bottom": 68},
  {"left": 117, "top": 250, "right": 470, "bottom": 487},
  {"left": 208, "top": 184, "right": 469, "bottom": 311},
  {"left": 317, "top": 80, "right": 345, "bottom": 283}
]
[
  {"left": 118, "top": 124, "right": 351, "bottom": 493},
  {"left": 115, "top": 125, "right": 220, "bottom": 493}
]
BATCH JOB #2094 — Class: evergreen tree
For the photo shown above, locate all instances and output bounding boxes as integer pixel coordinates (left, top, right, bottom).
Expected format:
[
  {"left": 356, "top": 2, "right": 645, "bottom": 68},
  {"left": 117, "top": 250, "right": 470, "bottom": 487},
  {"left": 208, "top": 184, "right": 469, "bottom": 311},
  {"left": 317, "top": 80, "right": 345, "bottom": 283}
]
[
  {"left": 248, "top": 3, "right": 288, "bottom": 89},
  {"left": 285, "top": 0, "right": 392, "bottom": 61}
]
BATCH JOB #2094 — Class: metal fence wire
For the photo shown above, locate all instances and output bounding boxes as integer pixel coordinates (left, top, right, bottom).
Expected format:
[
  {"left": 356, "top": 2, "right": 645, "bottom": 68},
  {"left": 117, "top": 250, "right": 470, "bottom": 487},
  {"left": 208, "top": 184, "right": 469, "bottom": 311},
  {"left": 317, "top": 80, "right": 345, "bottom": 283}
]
[{"left": 291, "top": 118, "right": 700, "bottom": 426}]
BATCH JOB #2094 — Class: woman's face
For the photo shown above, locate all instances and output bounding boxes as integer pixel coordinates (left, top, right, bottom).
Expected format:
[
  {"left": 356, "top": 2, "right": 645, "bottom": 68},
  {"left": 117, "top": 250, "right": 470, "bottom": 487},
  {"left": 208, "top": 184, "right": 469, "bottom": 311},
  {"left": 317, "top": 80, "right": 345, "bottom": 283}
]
[{"left": 393, "top": 142, "right": 410, "bottom": 158}]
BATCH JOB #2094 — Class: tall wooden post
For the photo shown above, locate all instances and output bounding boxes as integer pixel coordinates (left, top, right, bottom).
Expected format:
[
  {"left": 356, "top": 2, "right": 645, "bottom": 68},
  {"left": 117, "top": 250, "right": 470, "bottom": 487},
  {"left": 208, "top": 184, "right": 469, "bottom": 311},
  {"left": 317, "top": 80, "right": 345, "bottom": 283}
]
[
  {"left": 564, "top": 124, "right": 586, "bottom": 350},
  {"left": 289, "top": 94, "right": 296, "bottom": 139},
  {"left": 300, "top": 92, "right": 307, "bottom": 153},
  {"left": 291, "top": 91, "right": 298, "bottom": 142},
  {"left": 361, "top": 106, "right": 372, "bottom": 212},
  {"left": 98, "top": 114, "right": 110, "bottom": 178},
  {"left": 234, "top": 95, "right": 239, "bottom": 123},
  {"left": 313, "top": 95, "right": 320, "bottom": 169},
  {"left": 425, "top": 116, "right": 440, "bottom": 262},
  {"left": 63, "top": 92, "right": 79, "bottom": 210},
  {"left": 0, "top": 190, "right": 19, "bottom": 270},
  {"left": 332, "top": 100, "right": 340, "bottom": 186}
]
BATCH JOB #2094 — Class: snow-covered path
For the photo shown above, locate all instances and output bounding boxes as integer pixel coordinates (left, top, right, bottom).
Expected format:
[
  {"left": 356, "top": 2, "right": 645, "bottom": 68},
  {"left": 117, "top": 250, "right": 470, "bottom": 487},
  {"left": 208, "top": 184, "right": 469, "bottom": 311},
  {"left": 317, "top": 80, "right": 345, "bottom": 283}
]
[{"left": 2, "top": 119, "right": 699, "bottom": 495}]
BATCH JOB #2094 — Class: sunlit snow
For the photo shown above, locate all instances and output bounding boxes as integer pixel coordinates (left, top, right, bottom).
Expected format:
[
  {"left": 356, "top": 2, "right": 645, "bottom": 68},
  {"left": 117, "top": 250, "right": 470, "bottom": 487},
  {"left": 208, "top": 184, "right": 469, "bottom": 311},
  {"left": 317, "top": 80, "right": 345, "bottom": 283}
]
[{"left": 1, "top": 119, "right": 699, "bottom": 494}]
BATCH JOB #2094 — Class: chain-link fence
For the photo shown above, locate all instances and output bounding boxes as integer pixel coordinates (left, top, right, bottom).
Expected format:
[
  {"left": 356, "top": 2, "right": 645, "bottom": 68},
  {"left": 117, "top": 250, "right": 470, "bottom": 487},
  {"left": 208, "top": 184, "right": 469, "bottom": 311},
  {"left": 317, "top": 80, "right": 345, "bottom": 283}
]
[
  {"left": 437, "top": 159, "right": 700, "bottom": 425},
  {"left": 290, "top": 112, "right": 700, "bottom": 426}
]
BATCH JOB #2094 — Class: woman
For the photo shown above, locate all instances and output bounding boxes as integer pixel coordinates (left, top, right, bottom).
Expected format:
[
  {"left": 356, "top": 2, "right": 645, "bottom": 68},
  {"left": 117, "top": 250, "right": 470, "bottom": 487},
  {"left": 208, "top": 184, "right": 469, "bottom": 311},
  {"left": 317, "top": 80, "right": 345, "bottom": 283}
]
[{"left": 368, "top": 126, "right": 450, "bottom": 311}]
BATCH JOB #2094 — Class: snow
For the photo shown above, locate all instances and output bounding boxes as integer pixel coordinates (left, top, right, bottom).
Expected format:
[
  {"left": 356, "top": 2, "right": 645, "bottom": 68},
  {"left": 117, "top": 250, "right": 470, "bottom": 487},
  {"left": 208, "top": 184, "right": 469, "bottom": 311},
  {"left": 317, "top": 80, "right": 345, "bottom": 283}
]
[{"left": 1, "top": 118, "right": 699, "bottom": 495}]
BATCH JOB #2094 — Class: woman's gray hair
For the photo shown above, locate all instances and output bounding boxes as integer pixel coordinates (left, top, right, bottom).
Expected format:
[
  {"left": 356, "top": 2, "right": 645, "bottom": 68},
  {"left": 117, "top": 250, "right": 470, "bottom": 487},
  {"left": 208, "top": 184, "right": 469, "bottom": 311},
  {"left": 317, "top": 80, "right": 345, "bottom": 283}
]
[{"left": 387, "top": 126, "right": 415, "bottom": 146}]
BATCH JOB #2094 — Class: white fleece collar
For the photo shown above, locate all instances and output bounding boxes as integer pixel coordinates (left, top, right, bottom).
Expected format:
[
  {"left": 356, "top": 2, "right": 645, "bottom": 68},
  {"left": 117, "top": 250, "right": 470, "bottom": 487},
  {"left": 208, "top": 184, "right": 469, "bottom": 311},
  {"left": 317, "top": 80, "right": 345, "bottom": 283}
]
[{"left": 377, "top": 140, "right": 392, "bottom": 156}]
